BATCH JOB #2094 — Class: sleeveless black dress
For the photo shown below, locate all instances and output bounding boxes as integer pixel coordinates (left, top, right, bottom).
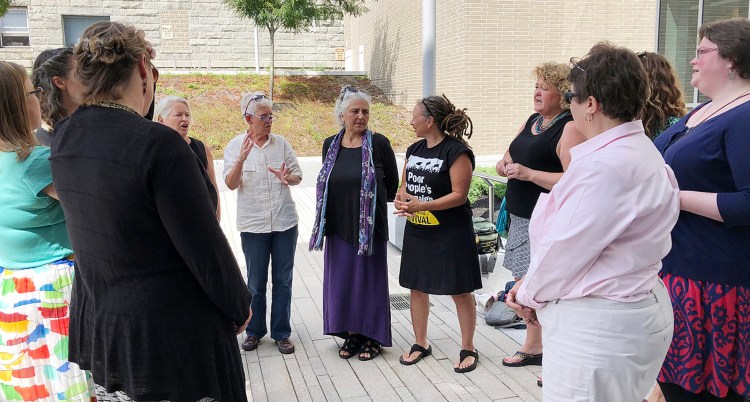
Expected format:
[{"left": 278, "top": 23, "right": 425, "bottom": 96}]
[{"left": 399, "top": 136, "right": 482, "bottom": 295}]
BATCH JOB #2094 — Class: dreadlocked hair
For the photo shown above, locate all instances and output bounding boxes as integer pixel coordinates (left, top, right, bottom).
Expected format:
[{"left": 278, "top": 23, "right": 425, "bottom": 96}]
[{"left": 420, "top": 94, "right": 473, "bottom": 146}]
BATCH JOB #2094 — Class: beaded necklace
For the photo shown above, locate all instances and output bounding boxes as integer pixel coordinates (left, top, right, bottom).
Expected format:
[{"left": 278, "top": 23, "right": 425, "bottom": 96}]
[
  {"left": 534, "top": 110, "right": 570, "bottom": 134},
  {"left": 94, "top": 101, "right": 140, "bottom": 116}
]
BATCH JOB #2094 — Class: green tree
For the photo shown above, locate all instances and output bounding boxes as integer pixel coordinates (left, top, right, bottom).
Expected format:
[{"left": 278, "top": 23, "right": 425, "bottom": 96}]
[
  {"left": 223, "top": 0, "right": 367, "bottom": 100},
  {"left": 0, "top": 0, "right": 10, "bottom": 17}
]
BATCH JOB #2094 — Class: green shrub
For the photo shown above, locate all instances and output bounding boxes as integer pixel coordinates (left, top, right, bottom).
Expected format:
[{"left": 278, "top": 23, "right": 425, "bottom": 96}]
[{"left": 468, "top": 166, "right": 506, "bottom": 205}]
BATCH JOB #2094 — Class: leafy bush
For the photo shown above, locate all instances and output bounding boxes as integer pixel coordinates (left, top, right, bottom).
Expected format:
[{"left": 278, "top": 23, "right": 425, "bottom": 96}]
[{"left": 468, "top": 166, "right": 506, "bottom": 205}]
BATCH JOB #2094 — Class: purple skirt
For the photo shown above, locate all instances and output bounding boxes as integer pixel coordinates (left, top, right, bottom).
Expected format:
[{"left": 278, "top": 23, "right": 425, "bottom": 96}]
[{"left": 323, "top": 235, "right": 392, "bottom": 346}]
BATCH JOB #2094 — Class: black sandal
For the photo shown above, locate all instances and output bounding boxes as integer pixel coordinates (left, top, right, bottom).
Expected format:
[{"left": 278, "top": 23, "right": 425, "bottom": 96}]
[
  {"left": 502, "top": 351, "right": 542, "bottom": 367},
  {"left": 454, "top": 349, "right": 479, "bottom": 373},
  {"left": 399, "top": 344, "right": 432, "bottom": 365},
  {"left": 358, "top": 339, "right": 381, "bottom": 361},
  {"left": 339, "top": 334, "right": 363, "bottom": 359}
]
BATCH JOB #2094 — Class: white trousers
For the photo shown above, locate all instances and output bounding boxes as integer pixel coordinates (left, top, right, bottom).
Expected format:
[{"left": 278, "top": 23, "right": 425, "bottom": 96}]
[{"left": 537, "top": 279, "right": 673, "bottom": 402}]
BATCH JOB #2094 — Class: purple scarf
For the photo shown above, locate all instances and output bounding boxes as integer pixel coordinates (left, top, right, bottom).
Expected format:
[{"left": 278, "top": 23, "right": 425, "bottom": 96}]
[{"left": 309, "top": 128, "right": 377, "bottom": 256}]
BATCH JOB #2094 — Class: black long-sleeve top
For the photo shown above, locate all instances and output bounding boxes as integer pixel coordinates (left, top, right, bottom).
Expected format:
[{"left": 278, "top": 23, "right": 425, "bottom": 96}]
[{"left": 50, "top": 105, "right": 250, "bottom": 401}]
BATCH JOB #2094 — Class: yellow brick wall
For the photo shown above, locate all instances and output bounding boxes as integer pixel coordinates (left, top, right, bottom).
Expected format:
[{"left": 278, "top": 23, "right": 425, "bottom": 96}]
[{"left": 348, "top": 0, "right": 658, "bottom": 155}]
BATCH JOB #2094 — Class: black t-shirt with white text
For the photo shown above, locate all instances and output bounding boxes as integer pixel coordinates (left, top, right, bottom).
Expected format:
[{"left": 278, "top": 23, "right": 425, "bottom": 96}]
[{"left": 404, "top": 136, "right": 475, "bottom": 228}]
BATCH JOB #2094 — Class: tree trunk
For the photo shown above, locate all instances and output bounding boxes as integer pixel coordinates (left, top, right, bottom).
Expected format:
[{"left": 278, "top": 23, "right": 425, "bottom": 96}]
[{"left": 268, "top": 28, "right": 276, "bottom": 102}]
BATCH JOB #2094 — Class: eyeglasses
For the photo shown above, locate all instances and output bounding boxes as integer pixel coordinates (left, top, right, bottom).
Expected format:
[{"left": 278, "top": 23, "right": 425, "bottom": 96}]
[
  {"left": 249, "top": 114, "right": 274, "bottom": 123},
  {"left": 695, "top": 47, "right": 718, "bottom": 58},
  {"left": 148, "top": 60, "right": 159, "bottom": 83},
  {"left": 636, "top": 51, "right": 649, "bottom": 59},
  {"left": 243, "top": 94, "right": 268, "bottom": 116},
  {"left": 27, "top": 87, "right": 43, "bottom": 98},
  {"left": 563, "top": 90, "right": 578, "bottom": 104},
  {"left": 569, "top": 57, "right": 586, "bottom": 74}
]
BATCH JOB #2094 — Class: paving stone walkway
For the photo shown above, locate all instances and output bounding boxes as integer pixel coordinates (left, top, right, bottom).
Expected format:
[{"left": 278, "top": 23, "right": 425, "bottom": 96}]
[{"left": 215, "top": 159, "right": 542, "bottom": 402}]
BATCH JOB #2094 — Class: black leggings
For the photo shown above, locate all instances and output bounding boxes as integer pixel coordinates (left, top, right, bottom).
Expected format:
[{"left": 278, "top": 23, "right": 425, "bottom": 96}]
[{"left": 658, "top": 381, "right": 747, "bottom": 402}]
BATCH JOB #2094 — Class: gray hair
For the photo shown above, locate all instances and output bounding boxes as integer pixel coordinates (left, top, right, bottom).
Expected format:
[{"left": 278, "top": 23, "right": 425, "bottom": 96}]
[
  {"left": 153, "top": 95, "right": 190, "bottom": 122},
  {"left": 334, "top": 85, "right": 372, "bottom": 128},
  {"left": 240, "top": 92, "right": 273, "bottom": 118}
]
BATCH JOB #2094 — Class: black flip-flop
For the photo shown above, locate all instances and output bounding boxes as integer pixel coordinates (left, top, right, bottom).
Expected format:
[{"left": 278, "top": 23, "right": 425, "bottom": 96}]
[
  {"left": 399, "top": 344, "right": 432, "bottom": 365},
  {"left": 454, "top": 349, "right": 479, "bottom": 373}
]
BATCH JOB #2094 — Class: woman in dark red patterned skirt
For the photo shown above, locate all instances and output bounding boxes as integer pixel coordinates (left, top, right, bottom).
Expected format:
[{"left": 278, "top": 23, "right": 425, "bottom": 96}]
[{"left": 654, "top": 18, "right": 750, "bottom": 402}]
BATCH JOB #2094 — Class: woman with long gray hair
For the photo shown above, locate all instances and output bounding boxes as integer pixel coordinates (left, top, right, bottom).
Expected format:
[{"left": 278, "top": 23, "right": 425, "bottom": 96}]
[{"left": 310, "top": 85, "right": 399, "bottom": 361}]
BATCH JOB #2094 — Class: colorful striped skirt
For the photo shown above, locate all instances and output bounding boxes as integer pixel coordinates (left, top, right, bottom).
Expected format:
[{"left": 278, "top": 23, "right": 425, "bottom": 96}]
[
  {"left": 658, "top": 272, "right": 750, "bottom": 397},
  {"left": 0, "top": 259, "right": 94, "bottom": 401}
]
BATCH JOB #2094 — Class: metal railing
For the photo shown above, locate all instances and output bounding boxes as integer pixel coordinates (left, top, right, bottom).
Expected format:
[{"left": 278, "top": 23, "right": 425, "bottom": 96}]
[{"left": 472, "top": 171, "right": 507, "bottom": 221}]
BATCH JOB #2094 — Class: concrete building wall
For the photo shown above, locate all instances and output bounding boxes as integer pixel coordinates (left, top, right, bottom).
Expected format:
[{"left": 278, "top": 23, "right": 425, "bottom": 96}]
[
  {"left": 347, "top": 0, "right": 658, "bottom": 155},
  {"left": 1, "top": 0, "right": 344, "bottom": 70}
]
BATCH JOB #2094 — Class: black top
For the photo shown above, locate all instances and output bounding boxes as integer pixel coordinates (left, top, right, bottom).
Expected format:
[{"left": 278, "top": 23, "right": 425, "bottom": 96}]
[
  {"left": 187, "top": 136, "right": 218, "bottom": 210},
  {"left": 50, "top": 105, "right": 250, "bottom": 402},
  {"left": 189, "top": 136, "right": 208, "bottom": 169},
  {"left": 505, "top": 113, "right": 571, "bottom": 218},
  {"left": 322, "top": 132, "right": 399, "bottom": 244},
  {"left": 34, "top": 127, "right": 52, "bottom": 146},
  {"left": 404, "top": 136, "right": 475, "bottom": 228}
]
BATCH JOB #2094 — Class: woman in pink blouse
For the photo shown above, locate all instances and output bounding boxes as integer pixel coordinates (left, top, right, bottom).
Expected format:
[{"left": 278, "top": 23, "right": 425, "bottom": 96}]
[{"left": 507, "top": 42, "right": 681, "bottom": 402}]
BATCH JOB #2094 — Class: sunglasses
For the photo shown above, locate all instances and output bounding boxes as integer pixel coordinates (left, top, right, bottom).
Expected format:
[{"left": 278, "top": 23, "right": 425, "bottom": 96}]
[
  {"left": 563, "top": 90, "right": 578, "bottom": 104},
  {"left": 27, "top": 87, "right": 43, "bottom": 98},
  {"left": 243, "top": 94, "right": 268, "bottom": 116},
  {"left": 339, "top": 86, "right": 359, "bottom": 101},
  {"left": 148, "top": 60, "right": 159, "bottom": 83},
  {"left": 569, "top": 57, "right": 586, "bottom": 74}
]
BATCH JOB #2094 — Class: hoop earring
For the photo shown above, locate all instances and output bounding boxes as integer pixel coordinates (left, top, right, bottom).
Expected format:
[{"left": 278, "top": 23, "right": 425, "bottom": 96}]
[
  {"left": 143, "top": 78, "right": 148, "bottom": 95},
  {"left": 584, "top": 113, "right": 593, "bottom": 122},
  {"left": 728, "top": 69, "right": 736, "bottom": 80}
]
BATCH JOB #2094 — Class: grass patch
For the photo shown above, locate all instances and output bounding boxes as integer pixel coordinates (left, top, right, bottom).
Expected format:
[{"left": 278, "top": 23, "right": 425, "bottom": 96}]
[
  {"left": 468, "top": 166, "right": 506, "bottom": 205},
  {"left": 158, "top": 74, "right": 415, "bottom": 157}
]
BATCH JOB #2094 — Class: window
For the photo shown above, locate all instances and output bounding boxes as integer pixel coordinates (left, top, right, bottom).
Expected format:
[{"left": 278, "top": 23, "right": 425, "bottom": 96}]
[
  {"left": 657, "top": 0, "right": 750, "bottom": 105},
  {"left": 63, "top": 15, "right": 110, "bottom": 47},
  {"left": 0, "top": 7, "right": 30, "bottom": 47}
]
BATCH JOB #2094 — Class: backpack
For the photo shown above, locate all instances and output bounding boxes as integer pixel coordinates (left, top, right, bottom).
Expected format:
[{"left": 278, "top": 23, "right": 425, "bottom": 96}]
[{"left": 484, "top": 280, "right": 525, "bottom": 329}]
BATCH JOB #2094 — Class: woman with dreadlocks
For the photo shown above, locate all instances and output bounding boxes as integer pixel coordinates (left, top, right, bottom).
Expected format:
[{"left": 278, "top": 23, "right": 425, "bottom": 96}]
[{"left": 395, "top": 94, "right": 482, "bottom": 373}]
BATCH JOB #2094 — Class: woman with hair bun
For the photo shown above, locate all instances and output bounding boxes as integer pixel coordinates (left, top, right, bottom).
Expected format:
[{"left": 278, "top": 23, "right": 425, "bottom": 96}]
[
  {"left": 396, "top": 94, "right": 482, "bottom": 373},
  {"left": 310, "top": 85, "right": 399, "bottom": 361},
  {"left": 31, "top": 47, "right": 83, "bottom": 146},
  {"left": 50, "top": 21, "right": 251, "bottom": 401}
]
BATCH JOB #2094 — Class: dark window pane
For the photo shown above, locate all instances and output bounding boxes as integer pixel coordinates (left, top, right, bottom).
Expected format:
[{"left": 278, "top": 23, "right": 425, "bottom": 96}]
[{"left": 658, "top": 0, "right": 700, "bottom": 105}]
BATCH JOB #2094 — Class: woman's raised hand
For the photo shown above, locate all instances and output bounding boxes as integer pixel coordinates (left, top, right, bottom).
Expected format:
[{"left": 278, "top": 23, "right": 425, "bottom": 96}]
[
  {"left": 268, "top": 162, "right": 291, "bottom": 185},
  {"left": 238, "top": 132, "right": 254, "bottom": 162}
]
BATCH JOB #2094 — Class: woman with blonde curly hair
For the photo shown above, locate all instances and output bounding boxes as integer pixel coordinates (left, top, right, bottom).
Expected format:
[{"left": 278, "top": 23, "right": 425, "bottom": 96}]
[
  {"left": 494, "top": 62, "right": 585, "bottom": 370},
  {"left": 637, "top": 51, "right": 688, "bottom": 140}
]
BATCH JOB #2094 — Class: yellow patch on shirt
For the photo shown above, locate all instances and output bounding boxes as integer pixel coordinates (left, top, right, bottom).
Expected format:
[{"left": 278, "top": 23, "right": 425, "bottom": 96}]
[{"left": 407, "top": 211, "right": 440, "bottom": 226}]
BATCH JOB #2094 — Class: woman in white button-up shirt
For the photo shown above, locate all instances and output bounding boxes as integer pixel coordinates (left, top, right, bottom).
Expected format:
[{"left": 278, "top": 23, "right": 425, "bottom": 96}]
[{"left": 224, "top": 92, "right": 302, "bottom": 355}]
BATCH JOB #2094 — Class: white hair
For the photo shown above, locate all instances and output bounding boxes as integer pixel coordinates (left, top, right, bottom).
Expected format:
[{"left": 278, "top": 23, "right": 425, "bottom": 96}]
[
  {"left": 240, "top": 92, "right": 273, "bottom": 119},
  {"left": 153, "top": 96, "right": 190, "bottom": 122},
  {"left": 334, "top": 85, "right": 372, "bottom": 128}
]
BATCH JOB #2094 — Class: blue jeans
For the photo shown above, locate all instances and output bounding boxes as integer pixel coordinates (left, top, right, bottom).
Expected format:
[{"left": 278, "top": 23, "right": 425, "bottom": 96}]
[{"left": 240, "top": 225, "right": 297, "bottom": 340}]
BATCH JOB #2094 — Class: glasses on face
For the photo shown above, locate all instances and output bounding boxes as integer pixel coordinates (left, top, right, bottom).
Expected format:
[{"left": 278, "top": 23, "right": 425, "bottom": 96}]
[
  {"left": 148, "top": 60, "right": 159, "bottom": 83},
  {"left": 243, "top": 94, "right": 268, "bottom": 116},
  {"left": 695, "top": 47, "right": 719, "bottom": 58},
  {"left": 27, "top": 87, "right": 43, "bottom": 98},
  {"left": 569, "top": 57, "right": 586, "bottom": 74},
  {"left": 250, "top": 114, "right": 274, "bottom": 123},
  {"left": 563, "top": 90, "right": 578, "bottom": 104}
]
